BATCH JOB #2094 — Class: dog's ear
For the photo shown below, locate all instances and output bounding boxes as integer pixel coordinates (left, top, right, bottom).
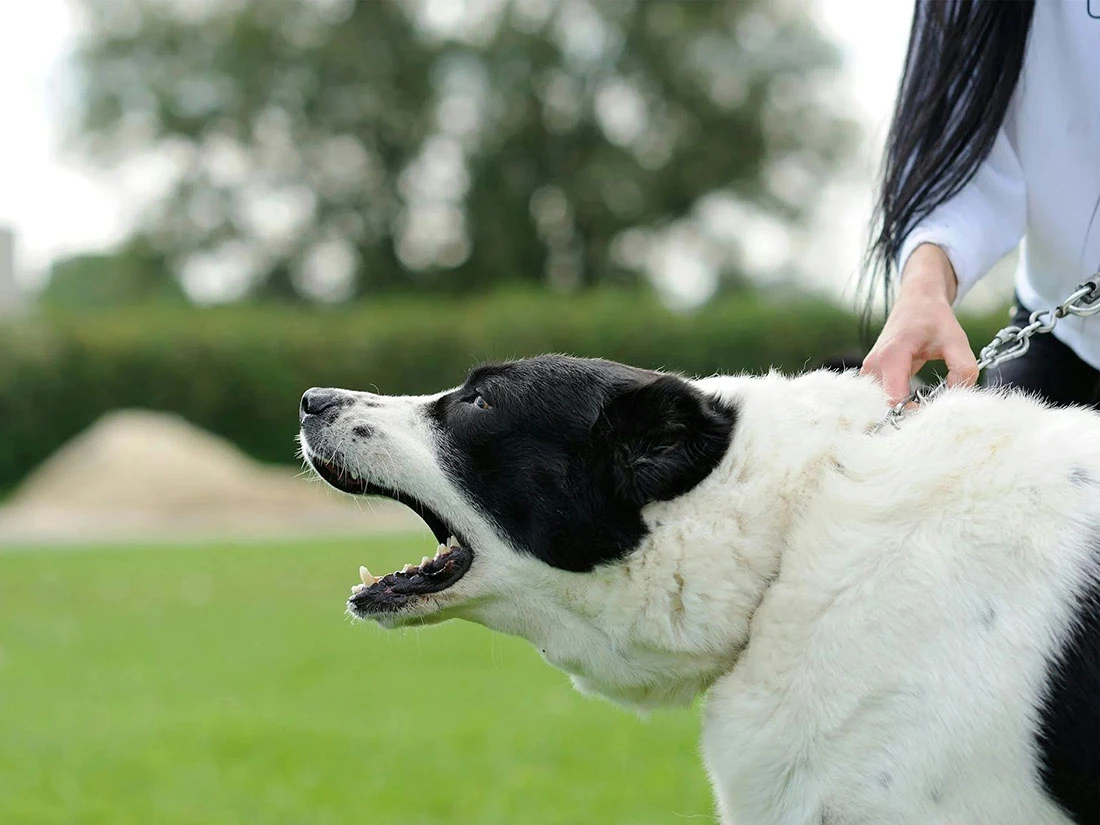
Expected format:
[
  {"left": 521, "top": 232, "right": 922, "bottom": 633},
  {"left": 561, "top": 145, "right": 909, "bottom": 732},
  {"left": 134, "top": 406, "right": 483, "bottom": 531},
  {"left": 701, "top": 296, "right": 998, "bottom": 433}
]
[{"left": 596, "top": 374, "right": 736, "bottom": 507}]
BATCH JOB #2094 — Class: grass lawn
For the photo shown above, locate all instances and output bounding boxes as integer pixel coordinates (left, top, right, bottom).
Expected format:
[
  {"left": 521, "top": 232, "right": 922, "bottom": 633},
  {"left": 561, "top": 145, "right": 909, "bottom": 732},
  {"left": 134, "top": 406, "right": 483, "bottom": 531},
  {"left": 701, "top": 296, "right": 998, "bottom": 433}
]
[{"left": 0, "top": 536, "right": 712, "bottom": 824}]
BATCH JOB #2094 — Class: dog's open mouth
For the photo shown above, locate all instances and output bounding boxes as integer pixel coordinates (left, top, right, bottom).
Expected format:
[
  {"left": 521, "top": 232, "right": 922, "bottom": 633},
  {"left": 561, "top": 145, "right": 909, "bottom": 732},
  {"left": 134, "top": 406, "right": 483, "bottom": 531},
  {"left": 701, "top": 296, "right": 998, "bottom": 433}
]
[
  {"left": 307, "top": 451, "right": 474, "bottom": 615},
  {"left": 350, "top": 538, "right": 472, "bottom": 615}
]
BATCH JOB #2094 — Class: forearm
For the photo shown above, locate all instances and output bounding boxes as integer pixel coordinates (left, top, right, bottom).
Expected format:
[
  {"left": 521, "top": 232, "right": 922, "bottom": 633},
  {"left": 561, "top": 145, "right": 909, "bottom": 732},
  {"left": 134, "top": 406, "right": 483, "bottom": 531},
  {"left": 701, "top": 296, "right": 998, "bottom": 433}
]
[{"left": 900, "top": 243, "right": 959, "bottom": 305}]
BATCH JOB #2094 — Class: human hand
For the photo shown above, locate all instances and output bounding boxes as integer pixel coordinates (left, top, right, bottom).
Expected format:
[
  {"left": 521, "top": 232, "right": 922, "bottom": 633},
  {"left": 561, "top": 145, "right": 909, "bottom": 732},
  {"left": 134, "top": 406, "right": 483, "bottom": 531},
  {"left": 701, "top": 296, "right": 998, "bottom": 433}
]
[{"left": 861, "top": 243, "right": 979, "bottom": 406}]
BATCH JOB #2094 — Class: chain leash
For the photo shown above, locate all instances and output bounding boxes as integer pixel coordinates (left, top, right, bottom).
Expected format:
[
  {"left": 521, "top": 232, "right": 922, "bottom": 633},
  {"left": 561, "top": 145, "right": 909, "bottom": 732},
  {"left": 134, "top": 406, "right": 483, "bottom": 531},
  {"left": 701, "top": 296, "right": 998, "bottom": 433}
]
[{"left": 872, "top": 272, "right": 1100, "bottom": 433}]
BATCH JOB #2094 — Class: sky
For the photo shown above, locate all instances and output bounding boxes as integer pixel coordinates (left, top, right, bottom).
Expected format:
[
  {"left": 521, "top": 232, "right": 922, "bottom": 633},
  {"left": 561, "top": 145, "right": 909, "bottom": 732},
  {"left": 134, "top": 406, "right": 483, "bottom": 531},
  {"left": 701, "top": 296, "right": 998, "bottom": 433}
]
[
  {"left": 0, "top": 1, "right": 132, "bottom": 281},
  {"left": 0, "top": 0, "right": 915, "bottom": 302}
]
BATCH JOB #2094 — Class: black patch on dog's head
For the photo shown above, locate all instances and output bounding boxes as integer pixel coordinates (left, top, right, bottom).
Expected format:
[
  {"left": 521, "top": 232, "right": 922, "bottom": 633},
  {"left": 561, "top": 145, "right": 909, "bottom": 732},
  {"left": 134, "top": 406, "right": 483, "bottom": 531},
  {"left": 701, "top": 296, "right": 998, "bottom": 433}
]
[{"left": 427, "top": 355, "right": 736, "bottom": 573}]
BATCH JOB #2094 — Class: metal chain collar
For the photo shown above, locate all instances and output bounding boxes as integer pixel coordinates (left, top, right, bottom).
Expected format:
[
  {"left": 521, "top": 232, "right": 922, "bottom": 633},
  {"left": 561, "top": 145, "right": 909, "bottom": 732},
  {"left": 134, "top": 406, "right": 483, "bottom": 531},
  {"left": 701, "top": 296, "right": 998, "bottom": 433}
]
[{"left": 872, "top": 272, "right": 1100, "bottom": 433}]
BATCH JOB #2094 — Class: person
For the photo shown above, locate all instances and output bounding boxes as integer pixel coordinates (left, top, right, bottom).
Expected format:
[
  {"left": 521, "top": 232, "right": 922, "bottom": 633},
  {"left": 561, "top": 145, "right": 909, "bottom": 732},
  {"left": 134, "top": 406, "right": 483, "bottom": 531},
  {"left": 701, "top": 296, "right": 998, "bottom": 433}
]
[{"left": 860, "top": 0, "right": 1100, "bottom": 409}]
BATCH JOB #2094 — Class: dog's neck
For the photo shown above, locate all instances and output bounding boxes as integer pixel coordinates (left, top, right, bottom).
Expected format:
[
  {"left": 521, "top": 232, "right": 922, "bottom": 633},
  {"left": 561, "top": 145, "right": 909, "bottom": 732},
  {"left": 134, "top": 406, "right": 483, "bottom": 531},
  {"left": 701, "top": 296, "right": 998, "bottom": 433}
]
[{"left": 460, "top": 371, "right": 886, "bottom": 710}]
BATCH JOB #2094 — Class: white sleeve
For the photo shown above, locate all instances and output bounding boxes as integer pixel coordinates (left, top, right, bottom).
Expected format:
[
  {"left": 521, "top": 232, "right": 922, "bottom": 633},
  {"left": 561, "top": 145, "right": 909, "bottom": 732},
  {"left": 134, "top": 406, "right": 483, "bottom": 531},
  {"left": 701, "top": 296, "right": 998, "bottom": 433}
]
[{"left": 896, "top": 125, "right": 1027, "bottom": 305}]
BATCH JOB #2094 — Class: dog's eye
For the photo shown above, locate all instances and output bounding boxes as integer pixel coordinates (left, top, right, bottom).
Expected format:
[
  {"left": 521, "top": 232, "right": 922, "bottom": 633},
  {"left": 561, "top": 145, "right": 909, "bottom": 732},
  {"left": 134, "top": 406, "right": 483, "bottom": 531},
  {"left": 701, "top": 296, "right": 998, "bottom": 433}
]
[{"left": 473, "top": 394, "right": 492, "bottom": 411}]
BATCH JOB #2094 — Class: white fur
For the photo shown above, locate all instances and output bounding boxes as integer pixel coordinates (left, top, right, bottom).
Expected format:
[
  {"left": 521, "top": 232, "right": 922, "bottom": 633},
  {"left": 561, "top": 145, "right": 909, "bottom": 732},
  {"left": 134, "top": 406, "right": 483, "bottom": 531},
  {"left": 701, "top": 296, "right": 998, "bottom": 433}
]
[{"left": 301, "top": 370, "right": 1100, "bottom": 825}]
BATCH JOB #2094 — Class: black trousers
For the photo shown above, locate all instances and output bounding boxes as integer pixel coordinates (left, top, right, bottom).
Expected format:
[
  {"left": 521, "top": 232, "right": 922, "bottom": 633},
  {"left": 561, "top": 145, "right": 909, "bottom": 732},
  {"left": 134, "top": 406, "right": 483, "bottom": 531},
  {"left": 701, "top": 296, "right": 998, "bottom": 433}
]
[{"left": 982, "top": 297, "right": 1100, "bottom": 409}]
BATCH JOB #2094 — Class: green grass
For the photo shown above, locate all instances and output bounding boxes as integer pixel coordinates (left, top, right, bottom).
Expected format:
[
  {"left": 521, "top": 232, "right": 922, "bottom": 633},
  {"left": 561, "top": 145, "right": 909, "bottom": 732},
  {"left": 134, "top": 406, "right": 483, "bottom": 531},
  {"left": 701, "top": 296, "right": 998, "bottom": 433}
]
[{"left": 0, "top": 536, "right": 712, "bottom": 824}]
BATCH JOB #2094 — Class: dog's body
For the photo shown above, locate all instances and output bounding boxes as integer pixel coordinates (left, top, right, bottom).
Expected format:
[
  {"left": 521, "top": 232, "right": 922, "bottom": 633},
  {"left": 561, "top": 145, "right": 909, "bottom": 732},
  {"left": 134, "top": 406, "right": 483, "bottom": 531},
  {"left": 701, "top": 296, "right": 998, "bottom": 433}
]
[{"left": 299, "top": 356, "right": 1099, "bottom": 825}]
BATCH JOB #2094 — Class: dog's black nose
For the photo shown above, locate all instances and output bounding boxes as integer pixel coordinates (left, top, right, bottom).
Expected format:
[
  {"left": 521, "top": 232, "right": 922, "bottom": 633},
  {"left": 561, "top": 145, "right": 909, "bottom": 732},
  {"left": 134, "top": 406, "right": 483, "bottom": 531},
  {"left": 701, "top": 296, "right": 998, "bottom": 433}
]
[{"left": 301, "top": 388, "right": 342, "bottom": 418}]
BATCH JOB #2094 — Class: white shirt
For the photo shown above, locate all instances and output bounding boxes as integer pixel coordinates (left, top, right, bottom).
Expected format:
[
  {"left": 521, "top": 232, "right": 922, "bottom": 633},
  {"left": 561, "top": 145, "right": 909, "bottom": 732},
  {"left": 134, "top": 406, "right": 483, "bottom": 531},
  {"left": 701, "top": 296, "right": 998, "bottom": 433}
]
[{"left": 898, "top": 0, "right": 1100, "bottom": 368}]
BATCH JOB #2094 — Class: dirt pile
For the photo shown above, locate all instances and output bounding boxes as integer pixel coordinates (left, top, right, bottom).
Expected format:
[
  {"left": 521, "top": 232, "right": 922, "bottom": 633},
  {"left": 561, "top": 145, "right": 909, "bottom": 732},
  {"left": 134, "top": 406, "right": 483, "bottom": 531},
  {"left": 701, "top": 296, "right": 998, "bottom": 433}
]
[{"left": 0, "top": 409, "right": 420, "bottom": 544}]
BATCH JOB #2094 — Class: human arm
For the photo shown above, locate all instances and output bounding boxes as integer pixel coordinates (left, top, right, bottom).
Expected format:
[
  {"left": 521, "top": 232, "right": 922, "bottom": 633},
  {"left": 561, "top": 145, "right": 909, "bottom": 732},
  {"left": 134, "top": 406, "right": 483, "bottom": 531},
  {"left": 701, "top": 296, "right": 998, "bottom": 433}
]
[{"left": 862, "top": 126, "right": 1028, "bottom": 404}]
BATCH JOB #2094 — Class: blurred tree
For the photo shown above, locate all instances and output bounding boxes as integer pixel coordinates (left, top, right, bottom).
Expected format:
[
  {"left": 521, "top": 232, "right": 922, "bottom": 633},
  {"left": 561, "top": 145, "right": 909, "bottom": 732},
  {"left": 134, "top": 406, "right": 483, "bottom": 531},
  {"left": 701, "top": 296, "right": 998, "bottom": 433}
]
[
  {"left": 72, "top": 0, "right": 854, "bottom": 303},
  {"left": 42, "top": 239, "right": 185, "bottom": 310}
]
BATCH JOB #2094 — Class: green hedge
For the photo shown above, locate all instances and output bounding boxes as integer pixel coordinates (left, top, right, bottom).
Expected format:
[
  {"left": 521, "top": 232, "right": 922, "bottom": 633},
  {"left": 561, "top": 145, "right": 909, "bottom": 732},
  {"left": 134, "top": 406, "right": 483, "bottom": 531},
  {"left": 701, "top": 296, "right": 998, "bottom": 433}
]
[{"left": 0, "top": 289, "right": 1007, "bottom": 491}]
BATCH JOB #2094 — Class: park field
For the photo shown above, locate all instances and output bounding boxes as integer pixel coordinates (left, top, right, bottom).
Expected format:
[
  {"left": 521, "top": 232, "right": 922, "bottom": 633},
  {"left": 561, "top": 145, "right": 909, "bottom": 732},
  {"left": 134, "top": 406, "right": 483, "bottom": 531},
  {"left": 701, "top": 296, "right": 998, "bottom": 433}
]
[{"left": 0, "top": 536, "right": 712, "bottom": 824}]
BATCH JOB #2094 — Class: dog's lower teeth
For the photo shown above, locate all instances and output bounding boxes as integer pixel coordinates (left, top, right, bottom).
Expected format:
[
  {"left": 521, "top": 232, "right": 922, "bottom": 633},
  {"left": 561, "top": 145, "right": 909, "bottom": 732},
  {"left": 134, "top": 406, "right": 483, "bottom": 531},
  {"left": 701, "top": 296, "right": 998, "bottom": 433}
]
[
  {"left": 402, "top": 563, "right": 415, "bottom": 574},
  {"left": 420, "top": 556, "right": 431, "bottom": 566},
  {"left": 359, "top": 566, "right": 379, "bottom": 586}
]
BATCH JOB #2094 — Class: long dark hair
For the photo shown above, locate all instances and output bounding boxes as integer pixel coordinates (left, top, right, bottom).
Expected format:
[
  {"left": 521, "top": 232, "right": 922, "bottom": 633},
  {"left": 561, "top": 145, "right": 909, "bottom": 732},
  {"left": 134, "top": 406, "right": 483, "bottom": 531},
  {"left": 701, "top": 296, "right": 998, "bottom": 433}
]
[{"left": 861, "top": 0, "right": 1035, "bottom": 327}]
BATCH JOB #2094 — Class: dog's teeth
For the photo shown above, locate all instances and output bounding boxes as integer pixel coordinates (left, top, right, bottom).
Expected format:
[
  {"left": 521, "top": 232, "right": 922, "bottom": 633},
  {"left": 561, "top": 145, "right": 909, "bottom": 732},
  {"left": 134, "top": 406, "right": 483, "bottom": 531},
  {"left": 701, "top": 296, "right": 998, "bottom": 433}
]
[
  {"left": 402, "top": 563, "right": 415, "bottom": 573},
  {"left": 435, "top": 544, "right": 449, "bottom": 558},
  {"left": 359, "top": 566, "right": 379, "bottom": 586},
  {"left": 420, "top": 556, "right": 431, "bottom": 566}
]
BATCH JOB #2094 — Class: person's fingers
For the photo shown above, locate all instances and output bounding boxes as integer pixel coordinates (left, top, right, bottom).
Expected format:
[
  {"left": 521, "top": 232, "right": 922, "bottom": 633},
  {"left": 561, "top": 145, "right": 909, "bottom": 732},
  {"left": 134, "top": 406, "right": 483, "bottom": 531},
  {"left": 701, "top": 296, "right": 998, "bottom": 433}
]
[
  {"left": 860, "top": 347, "right": 913, "bottom": 405},
  {"left": 942, "top": 334, "right": 979, "bottom": 388},
  {"left": 879, "top": 348, "right": 917, "bottom": 407}
]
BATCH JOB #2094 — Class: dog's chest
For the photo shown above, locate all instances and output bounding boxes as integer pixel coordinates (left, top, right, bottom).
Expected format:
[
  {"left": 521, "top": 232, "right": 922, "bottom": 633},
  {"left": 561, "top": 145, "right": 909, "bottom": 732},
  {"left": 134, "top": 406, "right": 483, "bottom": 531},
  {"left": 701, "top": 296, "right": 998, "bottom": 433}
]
[
  {"left": 697, "top": 549, "right": 1079, "bottom": 825},
  {"left": 701, "top": 664, "right": 1072, "bottom": 825},
  {"left": 701, "top": 673, "right": 938, "bottom": 824}
]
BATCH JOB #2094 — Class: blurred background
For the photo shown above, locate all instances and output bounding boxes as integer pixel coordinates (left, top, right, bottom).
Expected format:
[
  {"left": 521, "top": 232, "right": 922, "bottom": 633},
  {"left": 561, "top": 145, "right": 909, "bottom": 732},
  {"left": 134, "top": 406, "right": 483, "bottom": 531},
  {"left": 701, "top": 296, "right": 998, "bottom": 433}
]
[{"left": 0, "top": 1, "right": 1016, "bottom": 823}]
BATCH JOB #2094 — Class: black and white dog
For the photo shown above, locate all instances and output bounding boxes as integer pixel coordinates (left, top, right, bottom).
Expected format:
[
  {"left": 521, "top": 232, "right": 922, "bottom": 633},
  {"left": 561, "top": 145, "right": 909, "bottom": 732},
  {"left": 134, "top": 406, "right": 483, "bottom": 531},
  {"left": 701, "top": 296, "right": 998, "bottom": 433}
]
[{"left": 298, "top": 355, "right": 1099, "bottom": 825}]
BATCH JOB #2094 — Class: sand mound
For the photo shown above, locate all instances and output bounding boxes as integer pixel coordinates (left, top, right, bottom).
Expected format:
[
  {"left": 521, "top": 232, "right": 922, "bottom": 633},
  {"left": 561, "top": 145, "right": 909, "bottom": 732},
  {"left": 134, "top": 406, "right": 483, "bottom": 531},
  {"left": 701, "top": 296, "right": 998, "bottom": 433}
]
[{"left": 0, "top": 409, "right": 421, "bottom": 544}]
